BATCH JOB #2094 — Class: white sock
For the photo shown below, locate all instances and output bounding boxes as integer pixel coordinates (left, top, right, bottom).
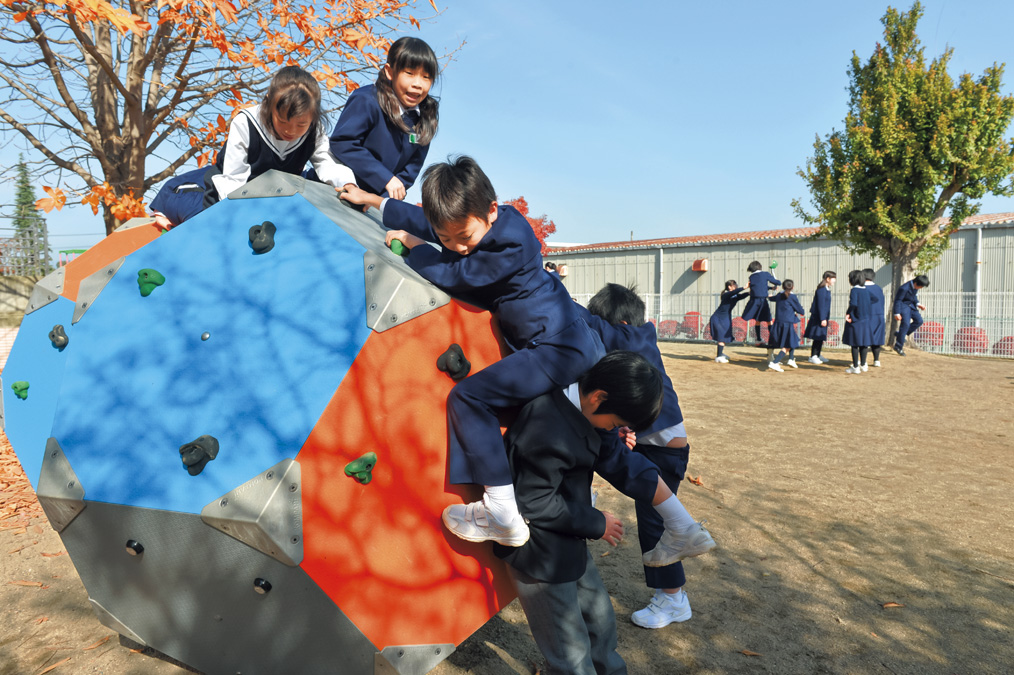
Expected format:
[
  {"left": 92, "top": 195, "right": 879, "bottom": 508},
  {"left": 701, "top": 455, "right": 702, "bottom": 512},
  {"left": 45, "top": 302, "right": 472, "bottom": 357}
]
[
  {"left": 484, "top": 484, "right": 520, "bottom": 523},
  {"left": 653, "top": 494, "right": 696, "bottom": 534}
]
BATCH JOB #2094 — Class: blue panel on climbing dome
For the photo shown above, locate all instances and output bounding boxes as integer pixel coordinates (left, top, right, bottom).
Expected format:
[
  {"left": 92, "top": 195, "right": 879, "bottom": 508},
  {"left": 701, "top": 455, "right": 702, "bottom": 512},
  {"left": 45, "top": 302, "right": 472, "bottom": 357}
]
[
  {"left": 50, "top": 194, "right": 371, "bottom": 514},
  {"left": 3, "top": 297, "right": 77, "bottom": 489}
]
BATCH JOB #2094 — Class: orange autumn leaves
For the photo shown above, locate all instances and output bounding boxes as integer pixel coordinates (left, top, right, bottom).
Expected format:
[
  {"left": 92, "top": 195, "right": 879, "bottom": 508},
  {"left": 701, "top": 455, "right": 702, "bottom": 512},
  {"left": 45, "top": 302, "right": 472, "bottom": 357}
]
[{"left": 37, "top": 183, "right": 147, "bottom": 221}]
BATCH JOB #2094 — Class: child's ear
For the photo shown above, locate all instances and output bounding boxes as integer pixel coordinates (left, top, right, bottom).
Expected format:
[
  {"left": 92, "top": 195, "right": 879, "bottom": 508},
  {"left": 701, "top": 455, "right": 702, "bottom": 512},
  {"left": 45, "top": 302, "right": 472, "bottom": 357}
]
[
  {"left": 488, "top": 201, "right": 498, "bottom": 224},
  {"left": 382, "top": 63, "right": 395, "bottom": 82},
  {"left": 590, "top": 389, "right": 609, "bottom": 408}
]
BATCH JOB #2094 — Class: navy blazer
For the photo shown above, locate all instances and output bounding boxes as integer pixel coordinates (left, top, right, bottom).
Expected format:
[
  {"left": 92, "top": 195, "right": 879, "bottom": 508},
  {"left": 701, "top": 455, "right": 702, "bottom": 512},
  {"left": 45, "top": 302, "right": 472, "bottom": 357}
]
[
  {"left": 329, "top": 84, "right": 430, "bottom": 195},
  {"left": 493, "top": 388, "right": 659, "bottom": 584},
  {"left": 769, "top": 292, "right": 805, "bottom": 323},
  {"left": 808, "top": 286, "right": 831, "bottom": 323},
  {"left": 748, "top": 271, "right": 780, "bottom": 298},
  {"left": 578, "top": 308, "right": 684, "bottom": 434},
  {"left": 893, "top": 280, "right": 921, "bottom": 314},
  {"left": 384, "top": 201, "right": 583, "bottom": 353}
]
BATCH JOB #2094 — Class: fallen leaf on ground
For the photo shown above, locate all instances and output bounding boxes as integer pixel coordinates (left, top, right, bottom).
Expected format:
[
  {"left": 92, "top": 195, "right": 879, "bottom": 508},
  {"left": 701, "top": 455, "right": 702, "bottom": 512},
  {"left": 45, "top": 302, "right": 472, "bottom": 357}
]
[
  {"left": 871, "top": 632, "right": 879, "bottom": 638},
  {"left": 882, "top": 602, "right": 905, "bottom": 609},
  {"left": 9, "top": 545, "right": 30, "bottom": 554},
  {"left": 41, "top": 551, "right": 67, "bottom": 558},
  {"left": 130, "top": 648, "right": 145, "bottom": 653},
  {"left": 9, "top": 580, "right": 44, "bottom": 587},
  {"left": 35, "top": 617, "right": 49, "bottom": 624},
  {"left": 39, "top": 657, "right": 72, "bottom": 674},
  {"left": 600, "top": 551, "right": 611, "bottom": 557},
  {"left": 740, "top": 650, "right": 762, "bottom": 656},
  {"left": 687, "top": 474, "right": 705, "bottom": 486},
  {"left": 83, "top": 636, "right": 112, "bottom": 650}
]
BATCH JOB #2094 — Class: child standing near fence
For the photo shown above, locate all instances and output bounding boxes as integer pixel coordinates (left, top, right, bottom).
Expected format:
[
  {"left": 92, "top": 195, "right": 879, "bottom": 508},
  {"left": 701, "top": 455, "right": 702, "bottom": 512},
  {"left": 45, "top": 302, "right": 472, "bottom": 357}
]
[
  {"left": 708, "top": 280, "right": 749, "bottom": 363},
  {"left": 766, "top": 280, "right": 806, "bottom": 372},
  {"left": 328, "top": 37, "right": 439, "bottom": 199},
  {"left": 741, "top": 261, "right": 780, "bottom": 354},
  {"left": 843, "top": 270, "right": 874, "bottom": 374},
  {"left": 863, "top": 269, "right": 886, "bottom": 367},
  {"left": 804, "top": 271, "right": 836, "bottom": 364}
]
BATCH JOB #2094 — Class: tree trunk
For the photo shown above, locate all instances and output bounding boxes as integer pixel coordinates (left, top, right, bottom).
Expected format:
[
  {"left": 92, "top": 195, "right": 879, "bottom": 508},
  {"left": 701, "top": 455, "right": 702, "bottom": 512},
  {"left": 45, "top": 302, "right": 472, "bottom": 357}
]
[{"left": 887, "top": 244, "right": 920, "bottom": 348}]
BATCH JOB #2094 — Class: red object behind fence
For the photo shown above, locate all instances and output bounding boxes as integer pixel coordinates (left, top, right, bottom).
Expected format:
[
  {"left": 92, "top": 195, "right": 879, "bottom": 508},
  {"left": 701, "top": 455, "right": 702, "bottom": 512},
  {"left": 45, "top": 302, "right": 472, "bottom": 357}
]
[
  {"left": 657, "top": 320, "right": 680, "bottom": 339},
  {"left": 992, "top": 336, "right": 1014, "bottom": 356},
  {"left": 731, "top": 317, "right": 748, "bottom": 342},
  {"left": 681, "top": 311, "right": 703, "bottom": 339},
  {"left": 952, "top": 326, "right": 989, "bottom": 354},
  {"left": 913, "top": 321, "right": 945, "bottom": 347}
]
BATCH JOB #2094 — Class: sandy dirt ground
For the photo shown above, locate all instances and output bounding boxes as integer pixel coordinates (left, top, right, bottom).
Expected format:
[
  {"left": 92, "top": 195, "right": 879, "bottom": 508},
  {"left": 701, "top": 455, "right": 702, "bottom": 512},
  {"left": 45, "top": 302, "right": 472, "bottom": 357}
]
[{"left": 2, "top": 343, "right": 1012, "bottom": 675}]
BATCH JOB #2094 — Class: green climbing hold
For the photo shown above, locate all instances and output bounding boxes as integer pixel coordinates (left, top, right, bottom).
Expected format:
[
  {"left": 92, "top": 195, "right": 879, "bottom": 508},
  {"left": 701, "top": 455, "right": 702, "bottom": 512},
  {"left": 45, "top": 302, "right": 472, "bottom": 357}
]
[
  {"left": 137, "top": 268, "right": 166, "bottom": 297},
  {"left": 769, "top": 260, "right": 778, "bottom": 269},
  {"left": 344, "top": 452, "right": 378, "bottom": 485},
  {"left": 11, "top": 381, "right": 29, "bottom": 400},
  {"left": 389, "top": 239, "right": 409, "bottom": 257}
]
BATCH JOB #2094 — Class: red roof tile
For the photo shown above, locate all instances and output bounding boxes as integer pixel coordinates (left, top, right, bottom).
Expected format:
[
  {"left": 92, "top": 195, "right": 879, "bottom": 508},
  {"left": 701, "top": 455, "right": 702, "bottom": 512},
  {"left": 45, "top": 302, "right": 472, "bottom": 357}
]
[{"left": 547, "top": 213, "right": 1014, "bottom": 253}]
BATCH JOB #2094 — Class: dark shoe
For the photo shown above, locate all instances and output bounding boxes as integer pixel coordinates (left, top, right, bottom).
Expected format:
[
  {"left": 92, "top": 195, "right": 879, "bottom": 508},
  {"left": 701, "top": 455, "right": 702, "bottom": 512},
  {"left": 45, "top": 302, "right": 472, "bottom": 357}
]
[{"left": 893, "top": 346, "right": 906, "bottom": 356}]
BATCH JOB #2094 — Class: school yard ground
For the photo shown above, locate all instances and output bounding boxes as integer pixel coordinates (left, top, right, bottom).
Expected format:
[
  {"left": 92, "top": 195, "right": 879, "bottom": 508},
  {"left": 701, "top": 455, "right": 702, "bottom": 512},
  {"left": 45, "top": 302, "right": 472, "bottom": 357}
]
[{"left": 1, "top": 343, "right": 1011, "bottom": 675}]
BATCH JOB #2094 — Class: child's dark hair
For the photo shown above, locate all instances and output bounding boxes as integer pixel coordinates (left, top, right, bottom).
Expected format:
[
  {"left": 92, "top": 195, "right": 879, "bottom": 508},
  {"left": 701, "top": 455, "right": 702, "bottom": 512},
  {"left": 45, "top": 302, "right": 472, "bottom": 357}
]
[
  {"left": 818, "top": 270, "right": 836, "bottom": 289},
  {"left": 848, "top": 269, "right": 864, "bottom": 286},
  {"left": 587, "top": 283, "right": 645, "bottom": 327},
  {"left": 747, "top": 261, "right": 762, "bottom": 273},
  {"left": 421, "top": 156, "right": 496, "bottom": 229},
  {"left": 579, "top": 351, "right": 663, "bottom": 432},
  {"left": 782, "top": 279, "right": 794, "bottom": 295},
  {"left": 863, "top": 268, "right": 876, "bottom": 282},
  {"left": 544, "top": 261, "right": 557, "bottom": 271},
  {"left": 260, "top": 66, "right": 324, "bottom": 141},
  {"left": 724, "top": 279, "right": 738, "bottom": 291},
  {"left": 914, "top": 274, "right": 930, "bottom": 287},
  {"left": 376, "top": 37, "right": 439, "bottom": 145}
]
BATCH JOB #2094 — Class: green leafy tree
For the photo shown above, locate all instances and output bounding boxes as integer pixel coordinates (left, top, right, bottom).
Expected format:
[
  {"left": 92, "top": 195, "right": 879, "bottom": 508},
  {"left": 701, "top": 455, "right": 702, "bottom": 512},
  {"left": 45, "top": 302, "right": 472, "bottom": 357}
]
[
  {"left": 793, "top": 1, "right": 1014, "bottom": 337},
  {"left": 10, "top": 154, "right": 51, "bottom": 273}
]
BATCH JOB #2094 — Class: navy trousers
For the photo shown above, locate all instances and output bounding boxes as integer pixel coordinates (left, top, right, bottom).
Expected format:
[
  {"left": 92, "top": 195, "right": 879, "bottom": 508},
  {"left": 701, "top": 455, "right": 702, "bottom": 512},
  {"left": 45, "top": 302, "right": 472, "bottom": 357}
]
[
  {"left": 633, "top": 442, "right": 690, "bottom": 590},
  {"left": 894, "top": 308, "right": 924, "bottom": 348}
]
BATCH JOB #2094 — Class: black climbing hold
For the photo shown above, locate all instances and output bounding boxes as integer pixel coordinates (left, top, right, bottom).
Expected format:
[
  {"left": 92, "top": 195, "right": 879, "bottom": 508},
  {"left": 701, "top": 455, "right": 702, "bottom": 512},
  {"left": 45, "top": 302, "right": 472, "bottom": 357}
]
[
  {"left": 253, "top": 578, "right": 272, "bottom": 594},
  {"left": 179, "top": 435, "right": 220, "bottom": 476},
  {"left": 49, "top": 324, "right": 69, "bottom": 350},
  {"left": 437, "top": 343, "right": 471, "bottom": 381},
  {"left": 125, "top": 539, "right": 144, "bottom": 556},
  {"left": 249, "top": 221, "right": 277, "bottom": 254}
]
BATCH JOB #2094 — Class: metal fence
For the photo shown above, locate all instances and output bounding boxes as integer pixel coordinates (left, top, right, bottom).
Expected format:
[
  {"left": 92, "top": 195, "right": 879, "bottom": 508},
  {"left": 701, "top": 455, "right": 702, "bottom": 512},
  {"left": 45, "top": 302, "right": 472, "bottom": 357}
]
[
  {"left": 0, "top": 224, "right": 52, "bottom": 276},
  {"left": 571, "top": 290, "right": 1014, "bottom": 359}
]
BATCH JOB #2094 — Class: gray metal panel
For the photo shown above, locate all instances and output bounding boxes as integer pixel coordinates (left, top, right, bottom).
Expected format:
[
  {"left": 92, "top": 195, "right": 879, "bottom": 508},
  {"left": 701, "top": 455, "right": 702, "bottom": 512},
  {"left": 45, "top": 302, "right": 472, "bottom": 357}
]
[
  {"left": 981, "top": 227, "right": 1014, "bottom": 294},
  {"left": 114, "top": 216, "right": 159, "bottom": 232},
  {"left": 26, "top": 266, "right": 65, "bottom": 315},
  {"left": 89, "top": 598, "right": 148, "bottom": 646},
  {"left": 59, "top": 501, "right": 378, "bottom": 675},
  {"left": 36, "top": 437, "right": 86, "bottom": 532},
  {"left": 201, "top": 459, "right": 304, "bottom": 567},
  {"left": 228, "top": 171, "right": 305, "bottom": 199},
  {"left": 363, "top": 250, "right": 449, "bottom": 332},
  {"left": 375, "top": 645, "right": 455, "bottom": 675},
  {"left": 72, "top": 258, "right": 124, "bottom": 324}
]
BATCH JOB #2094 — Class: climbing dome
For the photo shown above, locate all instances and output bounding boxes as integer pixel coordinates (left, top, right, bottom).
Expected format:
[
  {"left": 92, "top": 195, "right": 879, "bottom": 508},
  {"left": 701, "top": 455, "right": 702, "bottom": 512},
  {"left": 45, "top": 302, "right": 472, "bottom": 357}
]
[{"left": 2, "top": 172, "right": 515, "bottom": 675}]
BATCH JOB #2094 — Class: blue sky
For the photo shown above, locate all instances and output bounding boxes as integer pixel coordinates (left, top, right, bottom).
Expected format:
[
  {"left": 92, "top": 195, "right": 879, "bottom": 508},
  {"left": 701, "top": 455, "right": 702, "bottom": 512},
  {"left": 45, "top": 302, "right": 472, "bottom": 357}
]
[{"left": 3, "top": 0, "right": 1014, "bottom": 251}]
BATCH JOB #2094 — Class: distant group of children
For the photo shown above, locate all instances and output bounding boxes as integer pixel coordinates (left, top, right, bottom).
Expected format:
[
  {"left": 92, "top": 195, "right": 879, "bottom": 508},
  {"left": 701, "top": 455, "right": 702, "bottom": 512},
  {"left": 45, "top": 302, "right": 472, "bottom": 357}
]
[
  {"left": 707, "top": 261, "right": 930, "bottom": 374},
  {"left": 148, "top": 39, "right": 718, "bottom": 673}
]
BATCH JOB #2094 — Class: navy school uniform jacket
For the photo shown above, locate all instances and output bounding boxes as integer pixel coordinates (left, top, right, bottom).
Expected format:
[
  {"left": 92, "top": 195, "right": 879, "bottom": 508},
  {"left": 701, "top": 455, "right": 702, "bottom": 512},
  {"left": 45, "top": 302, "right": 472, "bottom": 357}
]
[
  {"left": 767, "top": 292, "right": 805, "bottom": 348},
  {"left": 493, "top": 388, "right": 660, "bottom": 583},
  {"left": 803, "top": 286, "right": 832, "bottom": 339},
  {"left": 742, "top": 271, "right": 780, "bottom": 321},
  {"left": 709, "top": 288, "right": 749, "bottom": 343},
  {"left": 842, "top": 286, "right": 874, "bottom": 346},
  {"left": 329, "top": 84, "right": 430, "bottom": 196},
  {"left": 578, "top": 308, "right": 684, "bottom": 435},
  {"left": 866, "top": 282, "right": 886, "bottom": 344},
  {"left": 893, "top": 280, "right": 921, "bottom": 315},
  {"left": 383, "top": 200, "right": 599, "bottom": 381}
]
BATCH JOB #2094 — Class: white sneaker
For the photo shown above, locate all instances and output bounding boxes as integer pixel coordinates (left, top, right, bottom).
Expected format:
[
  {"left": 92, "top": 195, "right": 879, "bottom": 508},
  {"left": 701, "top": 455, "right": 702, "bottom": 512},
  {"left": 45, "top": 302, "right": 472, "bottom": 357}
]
[
  {"left": 631, "top": 588, "right": 692, "bottom": 629},
  {"left": 873, "top": 360, "right": 881, "bottom": 367},
  {"left": 845, "top": 365, "right": 862, "bottom": 374},
  {"left": 768, "top": 361, "right": 784, "bottom": 372},
  {"left": 807, "top": 356, "right": 822, "bottom": 365},
  {"left": 819, "top": 356, "right": 829, "bottom": 363},
  {"left": 642, "top": 521, "right": 716, "bottom": 567},
  {"left": 442, "top": 497, "right": 530, "bottom": 546},
  {"left": 715, "top": 355, "right": 729, "bottom": 363},
  {"left": 786, "top": 359, "right": 798, "bottom": 369},
  {"left": 861, "top": 364, "right": 869, "bottom": 372}
]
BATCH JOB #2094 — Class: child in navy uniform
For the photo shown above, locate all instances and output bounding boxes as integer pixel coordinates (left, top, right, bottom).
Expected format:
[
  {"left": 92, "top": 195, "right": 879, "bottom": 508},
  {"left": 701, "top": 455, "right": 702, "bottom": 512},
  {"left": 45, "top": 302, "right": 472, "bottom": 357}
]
[
  {"left": 766, "top": 280, "right": 806, "bottom": 372},
  {"left": 804, "top": 271, "right": 836, "bottom": 364},
  {"left": 708, "top": 280, "right": 749, "bottom": 363},
  {"left": 580, "top": 283, "right": 715, "bottom": 629},
  {"left": 341, "top": 157, "right": 606, "bottom": 547},
  {"left": 843, "top": 270, "right": 874, "bottom": 374},
  {"left": 494, "top": 351, "right": 706, "bottom": 673},
  {"left": 329, "top": 37, "right": 438, "bottom": 199},
  {"left": 892, "top": 274, "right": 929, "bottom": 356},
  {"left": 863, "top": 269, "right": 886, "bottom": 367},
  {"left": 741, "top": 261, "right": 780, "bottom": 352},
  {"left": 150, "top": 66, "right": 356, "bottom": 228}
]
